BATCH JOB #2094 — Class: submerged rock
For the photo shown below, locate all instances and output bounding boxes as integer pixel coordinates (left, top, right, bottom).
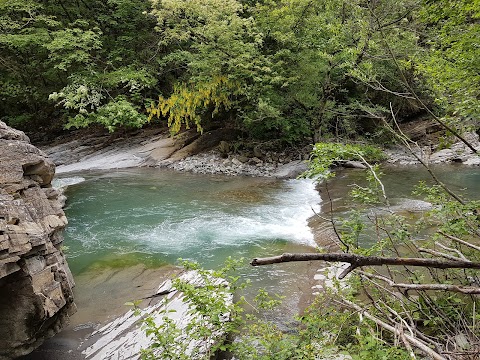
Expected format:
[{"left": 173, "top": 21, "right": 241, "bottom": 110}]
[{"left": 0, "top": 121, "right": 75, "bottom": 359}]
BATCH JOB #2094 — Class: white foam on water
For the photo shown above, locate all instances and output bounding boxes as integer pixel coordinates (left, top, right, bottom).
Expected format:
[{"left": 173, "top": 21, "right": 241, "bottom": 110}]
[
  {"left": 65, "top": 176, "right": 322, "bottom": 266},
  {"left": 127, "top": 178, "right": 321, "bottom": 252}
]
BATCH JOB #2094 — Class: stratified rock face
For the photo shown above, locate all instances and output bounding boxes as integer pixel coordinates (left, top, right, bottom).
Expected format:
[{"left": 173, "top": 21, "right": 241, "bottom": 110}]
[{"left": 0, "top": 121, "right": 76, "bottom": 360}]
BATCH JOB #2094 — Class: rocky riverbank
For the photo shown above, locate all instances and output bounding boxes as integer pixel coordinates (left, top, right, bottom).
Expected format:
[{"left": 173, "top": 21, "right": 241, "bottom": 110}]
[
  {"left": 385, "top": 132, "right": 480, "bottom": 166},
  {"left": 0, "top": 122, "right": 76, "bottom": 359},
  {"left": 38, "top": 123, "right": 479, "bottom": 181},
  {"left": 41, "top": 127, "right": 310, "bottom": 178}
]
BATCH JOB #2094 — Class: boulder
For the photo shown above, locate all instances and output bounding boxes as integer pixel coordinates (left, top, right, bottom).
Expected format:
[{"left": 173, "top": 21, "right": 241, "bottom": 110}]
[
  {"left": 0, "top": 121, "right": 75, "bottom": 359},
  {"left": 342, "top": 160, "right": 367, "bottom": 169},
  {"left": 273, "top": 160, "right": 308, "bottom": 179},
  {"left": 167, "top": 128, "right": 242, "bottom": 162}
]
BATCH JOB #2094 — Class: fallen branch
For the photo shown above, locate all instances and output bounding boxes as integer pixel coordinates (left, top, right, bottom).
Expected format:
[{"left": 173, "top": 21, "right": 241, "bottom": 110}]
[
  {"left": 439, "top": 231, "right": 480, "bottom": 252},
  {"left": 250, "top": 252, "right": 480, "bottom": 279},
  {"left": 358, "top": 271, "right": 480, "bottom": 295},
  {"left": 342, "top": 299, "right": 447, "bottom": 360},
  {"left": 417, "top": 247, "right": 469, "bottom": 262}
]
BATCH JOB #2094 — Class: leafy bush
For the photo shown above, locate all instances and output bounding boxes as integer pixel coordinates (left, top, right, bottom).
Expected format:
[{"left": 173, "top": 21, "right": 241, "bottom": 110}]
[
  {"left": 304, "top": 142, "right": 386, "bottom": 179},
  {"left": 64, "top": 97, "right": 148, "bottom": 132}
]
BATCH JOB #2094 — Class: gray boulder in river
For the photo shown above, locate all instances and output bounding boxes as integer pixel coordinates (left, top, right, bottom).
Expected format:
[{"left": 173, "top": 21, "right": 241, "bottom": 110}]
[{"left": 0, "top": 122, "right": 76, "bottom": 359}]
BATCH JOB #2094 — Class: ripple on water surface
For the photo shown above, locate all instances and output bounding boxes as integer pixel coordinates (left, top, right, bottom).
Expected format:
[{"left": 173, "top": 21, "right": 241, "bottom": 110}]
[{"left": 60, "top": 169, "right": 321, "bottom": 276}]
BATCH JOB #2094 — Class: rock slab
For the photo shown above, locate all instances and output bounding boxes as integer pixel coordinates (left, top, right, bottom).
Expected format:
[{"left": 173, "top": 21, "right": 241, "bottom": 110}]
[
  {"left": 81, "top": 270, "right": 231, "bottom": 360},
  {"left": 0, "top": 121, "right": 75, "bottom": 359}
]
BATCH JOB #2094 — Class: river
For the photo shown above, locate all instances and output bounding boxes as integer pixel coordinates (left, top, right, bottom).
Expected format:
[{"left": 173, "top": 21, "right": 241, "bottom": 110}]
[
  {"left": 21, "top": 164, "right": 479, "bottom": 359},
  {"left": 58, "top": 169, "right": 321, "bottom": 275}
]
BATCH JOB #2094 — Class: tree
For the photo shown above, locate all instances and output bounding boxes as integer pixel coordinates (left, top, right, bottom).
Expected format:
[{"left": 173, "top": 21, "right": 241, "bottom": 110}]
[
  {"left": 0, "top": 0, "right": 477, "bottom": 147},
  {"left": 253, "top": 144, "right": 480, "bottom": 358},
  {"left": 0, "top": 0, "right": 59, "bottom": 128},
  {"left": 0, "top": 0, "right": 160, "bottom": 132},
  {"left": 147, "top": 0, "right": 271, "bottom": 136},
  {"left": 417, "top": 0, "right": 480, "bottom": 129},
  {"left": 46, "top": 0, "right": 160, "bottom": 132},
  {"left": 146, "top": 0, "right": 424, "bottom": 143}
]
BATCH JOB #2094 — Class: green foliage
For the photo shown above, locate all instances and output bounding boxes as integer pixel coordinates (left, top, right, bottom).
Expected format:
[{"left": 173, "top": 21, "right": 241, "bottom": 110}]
[
  {"left": 414, "top": 181, "right": 480, "bottom": 239},
  {"left": 141, "top": 257, "right": 415, "bottom": 359},
  {"left": 66, "top": 97, "right": 148, "bottom": 132},
  {"left": 417, "top": 0, "right": 480, "bottom": 125},
  {"left": 0, "top": 0, "right": 158, "bottom": 132},
  {"left": 349, "top": 164, "right": 386, "bottom": 205},
  {"left": 304, "top": 142, "right": 386, "bottom": 179},
  {"left": 144, "top": 0, "right": 427, "bottom": 142},
  {"left": 2, "top": 0, "right": 477, "bottom": 142},
  {"left": 45, "top": 26, "right": 102, "bottom": 71},
  {"left": 141, "top": 302, "right": 189, "bottom": 360},
  {"left": 141, "top": 257, "right": 246, "bottom": 360},
  {"left": 148, "top": 0, "right": 277, "bottom": 137}
]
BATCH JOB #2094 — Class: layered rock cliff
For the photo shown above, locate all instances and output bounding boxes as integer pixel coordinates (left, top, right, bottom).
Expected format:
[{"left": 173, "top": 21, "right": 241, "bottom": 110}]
[{"left": 0, "top": 122, "right": 75, "bottom": 359}]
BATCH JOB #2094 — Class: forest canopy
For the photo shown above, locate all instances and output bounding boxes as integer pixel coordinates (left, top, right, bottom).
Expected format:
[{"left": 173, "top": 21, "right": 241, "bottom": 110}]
[{"left": 0, "top": 0, "right": 478, "bottom": 142}]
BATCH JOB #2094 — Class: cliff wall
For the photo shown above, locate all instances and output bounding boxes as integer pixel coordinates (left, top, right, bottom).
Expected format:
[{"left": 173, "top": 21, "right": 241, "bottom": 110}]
[{"left": 0, "top": 122, "right": 75, "bottom": 359}]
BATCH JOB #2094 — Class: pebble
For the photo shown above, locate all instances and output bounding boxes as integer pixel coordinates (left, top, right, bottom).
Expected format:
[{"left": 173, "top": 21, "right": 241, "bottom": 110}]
[{"left": 167, "top": 151, "right": 280, "bottom": 177}]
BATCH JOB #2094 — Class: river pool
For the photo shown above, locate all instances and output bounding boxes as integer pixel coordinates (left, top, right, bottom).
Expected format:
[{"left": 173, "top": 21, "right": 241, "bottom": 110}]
[{"left": 22, "top": 164, "right": 479, "bottom": 359}]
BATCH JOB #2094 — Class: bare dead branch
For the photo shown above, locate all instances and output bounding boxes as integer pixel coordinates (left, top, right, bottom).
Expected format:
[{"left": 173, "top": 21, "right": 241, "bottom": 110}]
[
  {"left": 359, "top": 271, "right": 480, "bottom": 295},
  {"left": 342, "top": 299, "right": 447, "bottom": 360},
  {"left": 250, "top": 252, "right": 480, "bottom": 279},
  {"left": 417, "top": 247, "right": 469, "bottom": 263},
  {"left": 355, "top": 152, "right": 390, "bottom": 206},
  {"left": 434, "top": 242, "right": 469, "bottom": 261},
  {"left": 324, "top": 181, "right": 349, "bottom": 252},
  {"left": 439, "top": 231, "right": 480, "bottom": 252},
  {"left": 399, "top": 328, "right": 416, "bottom": 359}
]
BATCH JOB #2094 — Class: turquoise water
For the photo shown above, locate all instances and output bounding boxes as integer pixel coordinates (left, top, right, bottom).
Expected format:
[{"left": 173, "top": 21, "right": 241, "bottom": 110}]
[
  {"left": 55, "top": 165, "right": 480, "bottom": 276},
  {"left": 46, "top": 164, "right": 480, "bottom": 333},
  {"left": 316, "top": 164, "right": 480, "bottom": 249},
  {"left": 383, "top": 165, "right": 480, "bottom": 200},
  {"left": 55, "top": 169, "right": 321, "bottom": 279},
  {"left": 328, "top": 164, "right": 480, "bottom": 204}
]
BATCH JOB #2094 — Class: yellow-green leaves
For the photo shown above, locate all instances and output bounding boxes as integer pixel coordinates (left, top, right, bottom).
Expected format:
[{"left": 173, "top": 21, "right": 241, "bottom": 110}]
[{"left": 147, "top": 76, "right": 238, "bottom": 135}]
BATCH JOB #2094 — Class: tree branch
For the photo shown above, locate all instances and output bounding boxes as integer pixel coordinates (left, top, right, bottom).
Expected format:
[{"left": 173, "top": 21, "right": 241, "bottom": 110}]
[
  {"left": 358, "top": 271, "right": 480, "bottom": 295},
  {"left": 387, "top": 104, "right": 466, "bottom": 205},
  {"left": 341, "top": 299, "right": 447, "bottom": 360},
  {"left": 355, "top": 152, "right": 389, "bottom": 206},
  {"left": 439, "top": 231, "right": 480, "bottom": 252},
  {"left": 417, "top": 247, "right": 469, "bottom": 263},
  {"left": 434, "top": 241, "right": 469, "bottom": 261},
  {"left": 250, "top": 252, "right": 480, "bottom": 279}
]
